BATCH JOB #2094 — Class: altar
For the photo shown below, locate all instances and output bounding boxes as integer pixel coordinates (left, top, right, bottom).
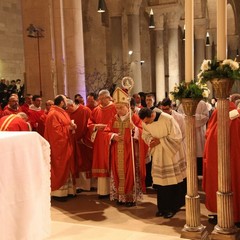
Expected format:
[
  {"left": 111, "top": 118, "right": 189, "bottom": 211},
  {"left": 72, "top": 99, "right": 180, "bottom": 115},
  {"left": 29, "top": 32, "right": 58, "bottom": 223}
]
[{"left": 0, "top": 132, "right": 51, "bottom": 240}]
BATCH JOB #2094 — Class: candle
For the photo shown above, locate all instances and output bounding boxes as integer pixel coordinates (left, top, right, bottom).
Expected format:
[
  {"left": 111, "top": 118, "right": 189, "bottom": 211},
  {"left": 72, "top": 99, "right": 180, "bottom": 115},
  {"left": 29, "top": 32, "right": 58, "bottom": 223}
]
[
  {"left": 185, "top": 0, "right": 194, "bottom": 83},
  {"left": 217, "top": 0, "right": 227, "bottom": 60}
]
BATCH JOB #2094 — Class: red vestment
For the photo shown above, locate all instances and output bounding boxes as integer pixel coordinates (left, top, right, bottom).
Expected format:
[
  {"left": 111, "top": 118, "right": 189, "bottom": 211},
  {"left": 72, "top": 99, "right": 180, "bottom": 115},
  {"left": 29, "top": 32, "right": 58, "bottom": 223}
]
[
  {"left": 28, "top": 109, "right": 44, "bottom": 131},
  {"left": 37, "top": 112, "right": 47, "bottom": 137},
  {"left": 0, "top": 114, "right": 29, "bottom": 131},
  {"left": 21, "top": 103, "right": 30, "bottom": 115},
  {"left": 44, "top": 105, "right": 75, "bottom": 191},
  {"left": 67, "top": 105, "right": 92, "bottom": 175},
  {"left": 86, "top": 105, "right": 97, "bottom": 112},
  {"left": 2, "top": 106, "right": 22, "bottom": 116},
  {"left": 104, "top": 113, "right": 147, "bottom": 199},
  {"left": 203, "top": 102, "right": 240, "bottom": 222},
  {"left": 87, "top": 103, "right": 117, "bottom": 177}
]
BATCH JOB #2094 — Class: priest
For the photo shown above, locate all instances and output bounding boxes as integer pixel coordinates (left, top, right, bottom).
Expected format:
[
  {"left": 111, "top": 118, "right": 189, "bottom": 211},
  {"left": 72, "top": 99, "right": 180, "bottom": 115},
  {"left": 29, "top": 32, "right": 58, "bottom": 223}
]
[
  {"left": 87, "top": 89, "right": 117, "bottom": 199},
  {"left": 44, "top": 95, "right": 77, "bottom": 201}
]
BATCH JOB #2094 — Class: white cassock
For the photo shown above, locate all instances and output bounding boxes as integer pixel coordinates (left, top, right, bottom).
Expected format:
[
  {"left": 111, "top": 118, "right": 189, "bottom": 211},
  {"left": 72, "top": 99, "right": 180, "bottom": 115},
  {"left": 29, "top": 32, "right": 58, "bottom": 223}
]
[
  {"left": 178, "top": 100, "right": 209, "bottom": 157},
  {"left": 142, "top": 112, "right": 186, "bottom": 186}
]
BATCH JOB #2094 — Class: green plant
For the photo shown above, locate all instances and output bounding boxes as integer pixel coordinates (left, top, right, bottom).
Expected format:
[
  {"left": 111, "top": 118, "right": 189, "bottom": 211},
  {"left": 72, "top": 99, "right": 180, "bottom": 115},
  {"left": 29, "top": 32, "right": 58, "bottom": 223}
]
[
  {"left": 170, "top": 80, "right": 209, "bottom": 100},
  {"left": 197, "top": 59, "right": 240, "bottom": 84}
]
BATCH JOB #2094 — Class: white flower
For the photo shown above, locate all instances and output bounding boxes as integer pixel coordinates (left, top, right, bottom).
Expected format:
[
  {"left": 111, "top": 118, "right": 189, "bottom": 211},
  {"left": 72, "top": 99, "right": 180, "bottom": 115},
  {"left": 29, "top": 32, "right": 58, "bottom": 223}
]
[
  {"left": 174, "top": 84, "right": 179, "bottom": 93},
  {"left": 199, "top": 83, "right": 208, "bottom": 89},
  {"left": 200, "top": 60, "right": 211, "bottom": 71},
  {"left": 222, "top": 59, "right": 239, "bottom": 70},
  {"left": 202, "top": 89, "right": 210, "bottom": 98}
]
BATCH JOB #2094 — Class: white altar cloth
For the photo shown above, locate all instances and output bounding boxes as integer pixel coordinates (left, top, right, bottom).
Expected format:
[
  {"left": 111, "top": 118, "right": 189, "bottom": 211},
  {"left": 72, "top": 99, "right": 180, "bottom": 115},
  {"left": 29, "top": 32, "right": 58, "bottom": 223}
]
[{"left": 0, "top": 132, "right": 51, "bottom": 240}]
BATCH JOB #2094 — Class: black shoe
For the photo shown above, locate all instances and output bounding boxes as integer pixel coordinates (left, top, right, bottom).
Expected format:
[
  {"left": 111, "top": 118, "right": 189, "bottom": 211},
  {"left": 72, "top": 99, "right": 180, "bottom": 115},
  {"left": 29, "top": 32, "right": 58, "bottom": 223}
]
[
  {"left": 125, "top": 202, "right": 136, "bottom": 207},
  {"left": 235, "top": 222, "right": 240, "bottom": 228},
  {"left": 98, "top": 194, "right": 110, "bottom": 199},
  {"left": 208, "top": 215, "right": 217, "bottom": 225},
  {"left": 155, "top": 211, "right": 164, "bottom": 217},
  {"left": 163, "top": 211, "right": 176, "bottom": 218},
  {"left": 76, "top": 188, "right": 83, "bottom": 194},
  {"left": 52, "top": 196, "right": 68, "bottom": 202},
  {"left": 68, "top": 194, "right": 77, "bottom": 199},
  {"left": 116, "top": 200, "right": 125, "bottom": 205}
]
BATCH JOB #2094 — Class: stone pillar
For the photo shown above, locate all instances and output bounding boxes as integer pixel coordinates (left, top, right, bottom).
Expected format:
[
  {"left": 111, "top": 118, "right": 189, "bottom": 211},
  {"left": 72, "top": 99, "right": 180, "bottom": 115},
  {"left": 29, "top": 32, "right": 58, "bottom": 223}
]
[
  {"left": 127, "top": 14, "right": 142, "bottom": 93},
  {"left": 51, "top": 0, "right": 87, "bottom": 99},
  {"left": 154, "top": 14, "right": 165, "bottom": 102},
  {"left": 167, "top": 22, "right": 180, "bottom": 92},
  {"left": 228, "top": 34, "right": 239, "bottom": 60},
  {"left": 107, "top": 3, "right": 124, "bottom": 87},
  {"left": 21, "top": 0, "right": 86, "bottom": 100},
  {"left": 62, "top": 0, "right": 86, "bottom": 99},
  {"left": 110, "top": 16, "right": 123, "bottom": 67},
  {"left": 21, "top": 0, "right": 52, "bottom": 99},
  {"left": 194, "top": 19, "right": 207, "bottom": 79}
]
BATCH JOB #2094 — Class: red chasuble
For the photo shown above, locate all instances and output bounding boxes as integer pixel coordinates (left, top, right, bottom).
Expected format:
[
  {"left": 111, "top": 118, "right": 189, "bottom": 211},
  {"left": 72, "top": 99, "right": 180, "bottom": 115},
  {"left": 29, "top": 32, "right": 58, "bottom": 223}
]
[
  {"left": 0, "top": 114, "right": 29, "bottom": 131},
  {"left": 88, "top": 103, "right": 117, "bottom": 177},
  {"left": 203, "top": 102, "right": 240, "bottom": 222},
  {"left": 2, "top": 106, "right": 22, "bottom": 116},
  {"left": 28, "top": 109, "right": 44, "bottom": 131},
  {"left": 67, "top": 105, "right": 92, "bottom": 175},
  {"left": 37, "top": 112, "right": 47, "bottom": 137},
  {"left": 21, "top": 103, "right": 30, "bottom": 115},
  {"left": 104, "top": 113, "right": 147, "bottom": 195},
  {"left": 44, "top": 105, "right": 75, "bottom": 191}
]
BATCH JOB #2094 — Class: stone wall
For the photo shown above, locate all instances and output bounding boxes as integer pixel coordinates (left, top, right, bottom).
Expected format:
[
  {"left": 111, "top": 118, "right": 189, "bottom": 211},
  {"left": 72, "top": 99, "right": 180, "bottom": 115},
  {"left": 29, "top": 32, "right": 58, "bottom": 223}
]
[{"left": 0, "top": 0, "right": 24, "bottom": 83}]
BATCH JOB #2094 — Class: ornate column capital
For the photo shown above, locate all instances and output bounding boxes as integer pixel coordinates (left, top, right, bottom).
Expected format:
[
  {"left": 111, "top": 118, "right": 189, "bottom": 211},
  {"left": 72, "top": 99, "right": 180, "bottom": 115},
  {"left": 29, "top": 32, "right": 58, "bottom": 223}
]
[
  {"left": 194, "top": 18, "right": 208, "bottom": 39},
  {"left": 146, "top": 1, "right": 183, "bottom": 29},
  {"left": 124, "top": 0, "right": 142, "bottom": 15},
  {"left": 105, "top": 0, "right": 122, "bottom": 17}
]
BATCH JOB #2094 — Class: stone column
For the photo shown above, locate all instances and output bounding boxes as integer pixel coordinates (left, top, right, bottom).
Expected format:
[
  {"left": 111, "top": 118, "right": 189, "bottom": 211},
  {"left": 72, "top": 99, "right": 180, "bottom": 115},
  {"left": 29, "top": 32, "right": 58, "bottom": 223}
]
[
  {"left": 21, "top": 0, "right": 86, "bottom": 100},
  {"left": 166, "top": 12, "right": 180, "bottom": 93},
  {"left": 154, "top": 14, "right": 165, "bottom": 102},
  {"left": 228, "top": 34, "right": 239, "bottom": 60},
  {"left": 21, "top": 0, "right": 53, "bottom": 99},
  {"left": 194, "top": 19, "right": 207, "bottom": 79},
  {"left": 110, "top": 16, "right": 123, "bottom": 68},
  {"left": 62, "top": 0, "right": 86, "bottom": 99},
  {"left": 127, "top": 13, "right": 142, "bottom": 93}
]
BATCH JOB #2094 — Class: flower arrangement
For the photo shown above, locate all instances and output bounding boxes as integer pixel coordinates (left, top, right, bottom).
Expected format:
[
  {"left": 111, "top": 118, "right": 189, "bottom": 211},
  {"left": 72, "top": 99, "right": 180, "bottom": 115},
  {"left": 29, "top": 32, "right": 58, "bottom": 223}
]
[
  {"left": 197, "top": 59, "right": 240, "bottom": 84},
  {"left": 169, "top": 80, "right": 210, "bottom": 100}
]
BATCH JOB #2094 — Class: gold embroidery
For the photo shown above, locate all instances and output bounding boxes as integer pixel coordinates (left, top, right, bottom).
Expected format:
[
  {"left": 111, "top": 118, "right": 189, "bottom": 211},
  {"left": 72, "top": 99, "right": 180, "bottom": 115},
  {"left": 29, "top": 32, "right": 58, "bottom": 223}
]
[{"left": 114, "top": 117, "right": 130, "bottom": 195}]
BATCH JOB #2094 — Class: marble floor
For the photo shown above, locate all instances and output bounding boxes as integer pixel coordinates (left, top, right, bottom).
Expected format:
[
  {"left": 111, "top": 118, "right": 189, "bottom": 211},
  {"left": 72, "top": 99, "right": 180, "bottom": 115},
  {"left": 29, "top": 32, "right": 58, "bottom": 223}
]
[{"left": 48, "top": 188, "right": 216, "bottom": 240}]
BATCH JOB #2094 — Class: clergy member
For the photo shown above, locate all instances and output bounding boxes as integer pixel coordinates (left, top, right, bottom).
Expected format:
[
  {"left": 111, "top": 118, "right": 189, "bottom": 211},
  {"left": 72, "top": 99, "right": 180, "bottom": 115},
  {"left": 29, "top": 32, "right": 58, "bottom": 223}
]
[
  {"left": 66, "top": 99, "right": 94, "bottom": 192},
  {"left": 44, "top": 95, "right": 77, "bottom": 202},
  {"left": 28, "top": 94, "right": 44, "bottom": 131},
  {"left": 203, "top": 102, "right": 240, "bottom": 225},
  {"left": 87, "top": 89, "right": 117, "bottom": 199},
  {"left": 103, "top": 87, "right": 147, "bottom": 207},
  {"left": 2, "top": 95, "right": 22, "bottom": 116},
  {"left": 0, "top": 112, "right": 30, "bottom": 131},
  {"left": 139, "top": 107, "right": 186, "bottom": 218}
]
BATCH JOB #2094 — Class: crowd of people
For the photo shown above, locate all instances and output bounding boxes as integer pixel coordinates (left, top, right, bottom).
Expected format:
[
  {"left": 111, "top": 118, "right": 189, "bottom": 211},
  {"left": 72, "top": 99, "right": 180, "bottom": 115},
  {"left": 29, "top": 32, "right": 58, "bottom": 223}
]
[{"left": 1, "top": 82, "right": 240, "bottom": 224}]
